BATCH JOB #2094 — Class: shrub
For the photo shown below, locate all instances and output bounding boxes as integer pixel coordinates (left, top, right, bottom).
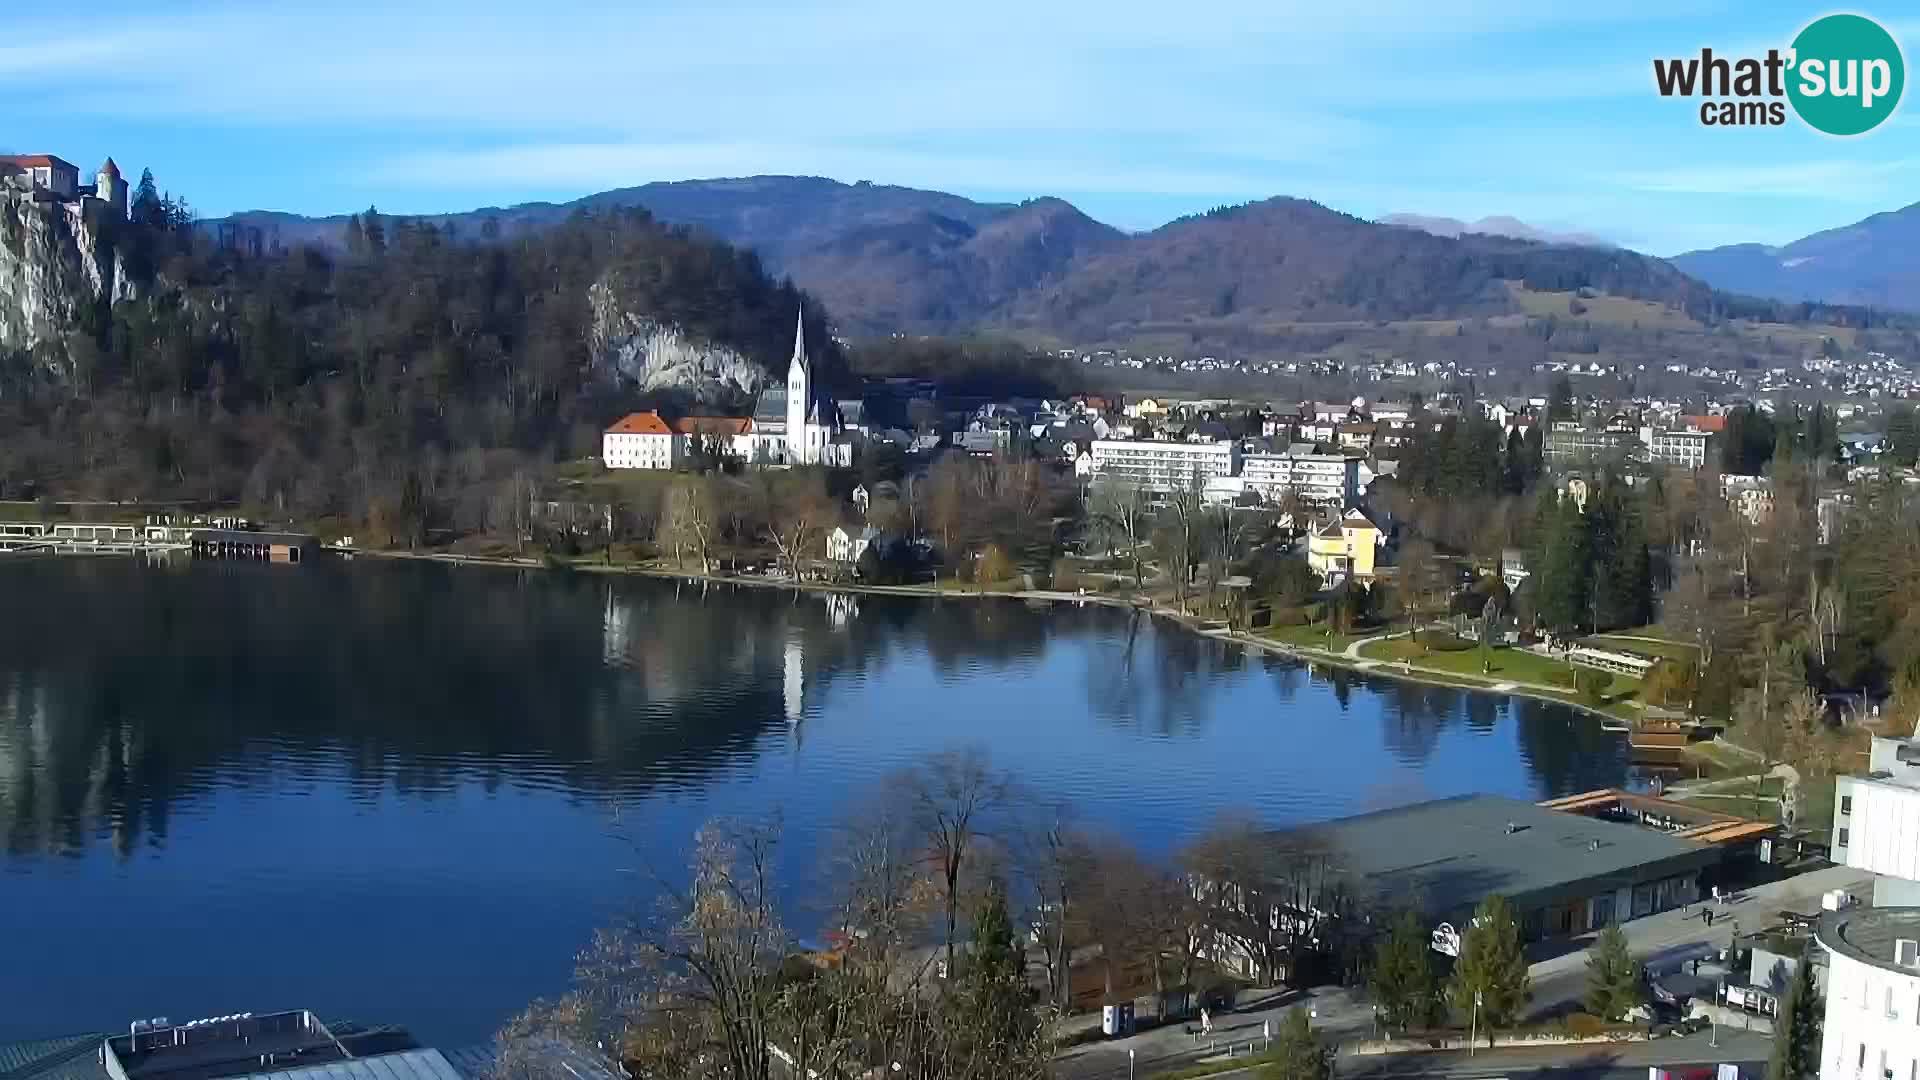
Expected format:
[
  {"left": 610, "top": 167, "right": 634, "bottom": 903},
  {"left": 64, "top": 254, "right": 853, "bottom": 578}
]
[
  {"left": 1575, "top": 668, "right": 1609, "bottom": 704},
  {"left": 977, "top": 544, "right": 1014, "bottom": 584}
]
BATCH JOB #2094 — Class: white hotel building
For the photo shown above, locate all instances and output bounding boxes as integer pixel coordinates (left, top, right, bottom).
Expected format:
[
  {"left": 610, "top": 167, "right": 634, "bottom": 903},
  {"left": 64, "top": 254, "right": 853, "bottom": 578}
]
[
  {"left": 1816, "top": 907, "right": 1920, "bottom": 1080},
  {"left": 1833, "top": 736, "right": 1920, "bottom": 907},
  {"left": 1088, "top": 439, "right": 1240, "bottom": 492},
  {"left": 1822, "top": 735, "right": 1920, "bottom": 1079},
  {"left": 1239, "top": 451, "right": 1360, "bottom": 508}
]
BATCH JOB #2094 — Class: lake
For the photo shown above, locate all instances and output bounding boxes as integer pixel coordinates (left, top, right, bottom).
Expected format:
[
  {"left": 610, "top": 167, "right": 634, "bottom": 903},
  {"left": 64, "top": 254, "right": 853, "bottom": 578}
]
[{"left": 0, "top": 557, "right": 1629, "bottom": 1045}]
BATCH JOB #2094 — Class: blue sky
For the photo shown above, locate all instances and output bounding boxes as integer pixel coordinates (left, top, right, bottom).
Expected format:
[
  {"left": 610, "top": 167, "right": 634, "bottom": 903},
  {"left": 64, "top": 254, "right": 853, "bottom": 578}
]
[{"left": 2, "top": 0, "right": 1915, "bottom": 255}]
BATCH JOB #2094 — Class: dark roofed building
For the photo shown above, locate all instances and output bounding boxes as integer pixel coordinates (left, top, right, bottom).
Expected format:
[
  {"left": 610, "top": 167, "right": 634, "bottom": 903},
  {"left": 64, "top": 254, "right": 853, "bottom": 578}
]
[{"left": 1282, "top": 793, "right": 1717, "bottom": 940}]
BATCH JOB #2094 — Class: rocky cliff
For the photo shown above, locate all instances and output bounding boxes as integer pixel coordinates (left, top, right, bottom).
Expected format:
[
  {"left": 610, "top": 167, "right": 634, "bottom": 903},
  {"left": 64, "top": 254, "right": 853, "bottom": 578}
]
[
  {"left": 586, "top": 278, "right": 767, "bottom": 404},
  {"left": 0, "top": 186, "right": 134, "bottom": 354}
]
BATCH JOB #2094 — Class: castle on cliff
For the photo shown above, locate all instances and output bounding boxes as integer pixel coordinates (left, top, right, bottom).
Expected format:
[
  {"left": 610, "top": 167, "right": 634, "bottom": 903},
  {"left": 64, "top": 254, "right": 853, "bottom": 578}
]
[{"left": 0, "top": 154, "right": 129, "bottom": 219}]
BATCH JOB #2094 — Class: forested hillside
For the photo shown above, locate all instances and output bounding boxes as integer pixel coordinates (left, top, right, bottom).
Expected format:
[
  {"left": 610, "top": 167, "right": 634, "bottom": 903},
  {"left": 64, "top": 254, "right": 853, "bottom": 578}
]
[{"left": 0, "top": 189, "right": 835, "bottom": 531}]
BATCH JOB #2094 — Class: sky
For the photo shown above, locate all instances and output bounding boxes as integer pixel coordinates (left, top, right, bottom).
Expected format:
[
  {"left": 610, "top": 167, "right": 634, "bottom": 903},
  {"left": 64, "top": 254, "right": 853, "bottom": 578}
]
[{"left": 2, "top": 0, "right": 1916, "bottom": 256}]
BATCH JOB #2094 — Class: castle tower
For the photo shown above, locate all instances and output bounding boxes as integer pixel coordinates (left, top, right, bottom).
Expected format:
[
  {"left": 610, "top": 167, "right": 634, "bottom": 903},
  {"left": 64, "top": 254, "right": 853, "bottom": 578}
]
[
  {"left": 96, "top": 158, "right": 127, "bottom": 218},
  {"left": 785, "top": 308, "right": 810, "bottom": 464}
]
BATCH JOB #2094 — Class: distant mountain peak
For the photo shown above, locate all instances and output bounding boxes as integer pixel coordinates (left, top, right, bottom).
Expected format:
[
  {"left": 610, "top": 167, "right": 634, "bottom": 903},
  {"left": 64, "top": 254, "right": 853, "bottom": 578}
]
[
  {"left": 1381, "top": 212, "right": 1609, "bottom": 248},
  {"left": 1672, "top": 199, "right": 1920, "bottom": 311}
]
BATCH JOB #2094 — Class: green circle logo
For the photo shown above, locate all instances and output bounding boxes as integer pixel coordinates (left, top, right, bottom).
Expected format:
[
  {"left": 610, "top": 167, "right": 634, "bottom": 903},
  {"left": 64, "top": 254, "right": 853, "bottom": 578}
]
[{"left": 1787, "top": 13, "right": 1905, "bottom": 135}]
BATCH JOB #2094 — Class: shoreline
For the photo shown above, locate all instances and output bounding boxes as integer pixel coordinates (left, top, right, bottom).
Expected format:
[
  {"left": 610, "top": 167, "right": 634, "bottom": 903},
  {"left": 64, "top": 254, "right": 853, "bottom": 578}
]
[{"left": 339, "top": 546, "right": 1640, "bottom": 727}]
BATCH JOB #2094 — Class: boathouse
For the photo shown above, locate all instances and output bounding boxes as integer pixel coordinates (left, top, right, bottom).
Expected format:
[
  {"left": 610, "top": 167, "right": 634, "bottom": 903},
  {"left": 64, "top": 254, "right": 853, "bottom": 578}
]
[{"left": 190, "top": 529, "right": 319, "bottom": 562}]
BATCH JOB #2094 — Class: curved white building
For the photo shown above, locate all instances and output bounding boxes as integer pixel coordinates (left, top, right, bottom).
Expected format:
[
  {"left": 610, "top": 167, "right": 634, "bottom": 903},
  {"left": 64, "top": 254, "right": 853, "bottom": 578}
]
[{"left": 1817, "top": 907, "right": 1920, "bottom": 1080}]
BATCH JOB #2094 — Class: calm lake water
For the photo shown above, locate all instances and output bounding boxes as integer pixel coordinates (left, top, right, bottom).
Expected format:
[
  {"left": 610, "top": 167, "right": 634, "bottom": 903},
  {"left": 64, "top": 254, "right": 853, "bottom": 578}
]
[{"left": 0, "top": 557, "right": 1629, "bottom": 1045}]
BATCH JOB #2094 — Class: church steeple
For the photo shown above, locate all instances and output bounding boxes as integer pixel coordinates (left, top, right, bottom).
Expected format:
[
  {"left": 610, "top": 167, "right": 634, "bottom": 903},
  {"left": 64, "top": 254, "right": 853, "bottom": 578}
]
[
  {"left": 786, "top": 306, "right": 810, "bottom": 462},
  {"left": 789, "top": 307, "right": 808, "bottom": 376}
]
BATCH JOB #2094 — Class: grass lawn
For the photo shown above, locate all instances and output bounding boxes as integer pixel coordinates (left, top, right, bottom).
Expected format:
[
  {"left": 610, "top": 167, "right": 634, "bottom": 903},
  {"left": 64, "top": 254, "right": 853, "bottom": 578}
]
[
  {"left": 1258, "top": 622, "right": 1378, "bottom": 653},
  {"left": 1359, "top": 639, "right": 1640, "bottom": 696}
]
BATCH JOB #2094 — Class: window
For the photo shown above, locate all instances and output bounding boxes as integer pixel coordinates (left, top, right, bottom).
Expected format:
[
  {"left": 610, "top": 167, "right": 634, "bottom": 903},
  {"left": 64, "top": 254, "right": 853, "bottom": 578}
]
[
  {"left": 1843, "top": 795, "right": 1854, "bottom": 816},
  {"left": 1840, "top": 827, "right": 1852, "bottom": 848}
]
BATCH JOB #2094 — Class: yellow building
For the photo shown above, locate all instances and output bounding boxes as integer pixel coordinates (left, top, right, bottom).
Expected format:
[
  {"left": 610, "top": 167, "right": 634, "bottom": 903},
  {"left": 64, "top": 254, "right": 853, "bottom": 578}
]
[{"left": 1307, "top": 507, "right": 1382, "bottom": 585}]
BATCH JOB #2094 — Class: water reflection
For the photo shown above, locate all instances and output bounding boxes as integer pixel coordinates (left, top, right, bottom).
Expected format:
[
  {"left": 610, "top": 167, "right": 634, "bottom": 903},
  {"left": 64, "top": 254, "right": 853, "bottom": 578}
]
[{"left": 0, "top": 558, "right": 1637, "bottom": 1044}]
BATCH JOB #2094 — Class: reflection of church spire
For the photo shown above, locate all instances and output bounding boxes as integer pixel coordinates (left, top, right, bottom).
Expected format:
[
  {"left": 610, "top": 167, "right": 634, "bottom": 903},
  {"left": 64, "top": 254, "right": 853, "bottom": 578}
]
[
  {"left": 603, "top": 583, "right": 631, "bottom": 666},
  {"left": 783, "top": 636, "right": 804, "bottom": 725}
]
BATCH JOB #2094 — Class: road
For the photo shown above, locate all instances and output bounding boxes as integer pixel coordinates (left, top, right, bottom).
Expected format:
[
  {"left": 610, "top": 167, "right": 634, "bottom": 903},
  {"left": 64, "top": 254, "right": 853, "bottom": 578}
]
[
  {"left": 1057, "top": 864, "right": 1870, "bottom": 1080},
  {"left": 1058, "top": 1026, "right": 1767, "bottom": 1080}
]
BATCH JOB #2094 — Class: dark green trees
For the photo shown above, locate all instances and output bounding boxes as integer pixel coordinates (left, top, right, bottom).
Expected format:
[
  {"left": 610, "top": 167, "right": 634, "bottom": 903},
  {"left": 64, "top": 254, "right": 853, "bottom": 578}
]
[
  {"left": 1583, "top": 924, "right": 1643, "bottom": 1021},
  {"left": 1369, "top": 910, "right": 1437, "bottom": 1031},
  {"left": 1447, "top": 895, "right": 1530, "bottom": 1046},
  {"left": 1766, "top": 949, "right": 1822, "bottom": 1080}
]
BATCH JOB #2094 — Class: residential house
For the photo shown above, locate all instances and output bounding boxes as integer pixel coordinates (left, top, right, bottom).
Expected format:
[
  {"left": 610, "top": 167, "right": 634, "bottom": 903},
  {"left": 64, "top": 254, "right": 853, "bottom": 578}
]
[
  {"left": 1335, "top": 421, "right": 1378, "bottom": 453},
  {"left": 1307, "top": 507, "right": 1383, "bottom": 586},
  {"left": 826, "top": 525, "right": 881, "bottom": 564}
]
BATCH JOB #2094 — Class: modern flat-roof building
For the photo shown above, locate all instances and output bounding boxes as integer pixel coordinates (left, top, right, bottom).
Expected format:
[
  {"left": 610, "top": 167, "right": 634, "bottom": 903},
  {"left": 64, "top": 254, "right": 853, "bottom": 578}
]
[
  {"left": 1089, "top": 438, "right": 1239, "bottom": 492},
  {"left": 1239, "top": 452, "right": 1359, "bottom": 508},
  {"left": 1815, "top": 907, "right": 1920, "bottom": 1080},
  {"left": 1545, "top": 423, "right": 1637, "bottom": 462},
  {"left": 1642, "top": 427, "right": 1713, "bottom": 469},
  {"left": 1833, "top": 735, "right": 1920, "bottom": 906},
  {"left": 1285, "top": 793, "right": 1720, "bottom": 941},
  {"left": 0, "top": 1010, "right": 616, "bottom": 1080}
]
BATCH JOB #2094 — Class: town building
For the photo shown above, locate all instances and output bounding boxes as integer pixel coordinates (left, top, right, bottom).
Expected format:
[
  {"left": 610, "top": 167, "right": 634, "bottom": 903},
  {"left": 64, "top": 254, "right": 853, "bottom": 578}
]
[
  {"left": 602, "top": 410, "right": 679, "bottom": 469},
  {"left": 1306, "top": 506, "right": 1382, "bottom": 585},
  {"left": 826, "top": 525, "right": 880, "bottom": 564},
  {"left": 1239, "top": 450, "right": 1360, "bottom": 508},
  {"left": 1832, "top": 734, "right": 1920, "bottom": 906},
  {"left": 0, "top": 154, "right": 79, "bottom": 197},
  {"left": 1721, "top": 473, "right": 1775, "bottom": 525},
  {"left": 1814, "top": 907, "right": 1920, "bottom": 1080},
  {"left": 1545, "top": 422, "right": 1638, "bottom": 461},
  {"left": 1642, "top": 427, "right": 1713, "bottom": 469},
  {"left": 1088, "top": 438, "right": 1240, "bottom": 492},
  {"left": 1202, "top": 793, "right": 1740, "bottom": 979}
]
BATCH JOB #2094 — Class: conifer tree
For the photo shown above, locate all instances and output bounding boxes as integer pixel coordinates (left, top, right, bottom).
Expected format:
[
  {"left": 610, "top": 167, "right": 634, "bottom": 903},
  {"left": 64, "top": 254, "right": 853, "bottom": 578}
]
[
  {"left": 949, "top": 878, "right": 1035, "bottom": 1066},
  {"left": 1766, "top": 949, "right": 1822, "bottom": 1080},
  {"left": 1369, "top": 910, "right": 1436, "bottom": 1031},
  {"left": 1583, "top": 924, "right": 1643, "bottom": 1020},
  {"left": 1270, "top": 1006, "right": 1332, "bottom": 1080},
  {"left": 1447, "top": 895, "right": 1530, "bottom": 1047}
]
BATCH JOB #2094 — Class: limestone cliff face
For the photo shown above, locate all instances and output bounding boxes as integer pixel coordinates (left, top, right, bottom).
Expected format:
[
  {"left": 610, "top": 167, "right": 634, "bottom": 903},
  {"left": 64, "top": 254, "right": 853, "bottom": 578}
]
[
  {"left": 586, "top": 277, "right": 766, "bottom": 405},
  {"left": 0, "top": 187, "right": 134, "bottom": 354}
]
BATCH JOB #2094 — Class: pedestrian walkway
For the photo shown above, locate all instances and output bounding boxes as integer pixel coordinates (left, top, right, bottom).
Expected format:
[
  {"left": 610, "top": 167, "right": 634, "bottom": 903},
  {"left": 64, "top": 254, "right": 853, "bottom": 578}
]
[{"left": 1526, "top": 864, "right": 1872, "bottom": 1014}]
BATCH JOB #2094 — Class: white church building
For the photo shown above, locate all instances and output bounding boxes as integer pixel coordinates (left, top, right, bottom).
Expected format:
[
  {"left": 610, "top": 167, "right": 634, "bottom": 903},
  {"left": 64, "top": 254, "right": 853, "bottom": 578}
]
[
  {"left": 603, "top": 308, "right": 852, "bottom": 470},
  {"left": 741, "top": 309, "right": 851, "bottom": 467}
]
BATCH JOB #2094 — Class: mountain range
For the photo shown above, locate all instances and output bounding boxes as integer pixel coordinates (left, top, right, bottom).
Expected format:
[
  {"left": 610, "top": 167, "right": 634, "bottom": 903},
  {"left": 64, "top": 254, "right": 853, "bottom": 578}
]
[
  {"left": 1671, "top": 201, "right": 1920, "bottom": 312},
  {"left": 207, "top": 176, "right": 1909, "bottom": 346}
]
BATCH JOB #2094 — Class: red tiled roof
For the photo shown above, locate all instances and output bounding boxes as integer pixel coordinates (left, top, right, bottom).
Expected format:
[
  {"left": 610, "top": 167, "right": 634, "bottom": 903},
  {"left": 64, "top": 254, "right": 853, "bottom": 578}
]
[
  {"left": 1682, "top": 414, "right": 1726, "bottom": 434},
  {"left": 671, "top": 416, "right": 752, "bottom": 437},
  {"left": 100, "top": 157, "right": 121, "bottom": 177},
  {"left": 0, "top": 155, "right": 76, "bottom": 171},
  {"left": 606, "top": 411, "right": 672, "bottom": 435}
]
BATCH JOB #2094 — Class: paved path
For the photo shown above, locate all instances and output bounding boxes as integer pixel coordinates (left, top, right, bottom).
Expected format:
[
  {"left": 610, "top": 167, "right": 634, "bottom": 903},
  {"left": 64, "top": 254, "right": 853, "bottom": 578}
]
[{"left": 1525, "top": 864, "right": 1871, "bottom": 1019}]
